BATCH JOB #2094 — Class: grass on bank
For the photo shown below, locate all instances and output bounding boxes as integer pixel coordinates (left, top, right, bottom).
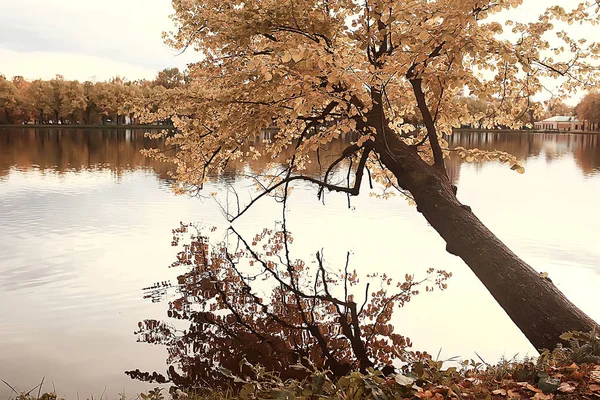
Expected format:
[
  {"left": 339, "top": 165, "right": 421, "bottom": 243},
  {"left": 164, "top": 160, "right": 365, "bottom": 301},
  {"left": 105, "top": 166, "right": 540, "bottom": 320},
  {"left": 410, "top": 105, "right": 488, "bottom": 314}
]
[{"left": 5, "top": 331, "right": 600, "bottom": 400}]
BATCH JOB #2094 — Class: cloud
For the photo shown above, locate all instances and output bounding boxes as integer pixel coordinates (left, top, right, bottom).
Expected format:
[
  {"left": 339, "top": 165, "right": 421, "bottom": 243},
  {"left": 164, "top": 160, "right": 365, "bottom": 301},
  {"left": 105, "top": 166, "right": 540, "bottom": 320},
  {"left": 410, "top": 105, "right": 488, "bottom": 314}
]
[{"left": 0, "top": 0, "right": 198, "bottom": 79}]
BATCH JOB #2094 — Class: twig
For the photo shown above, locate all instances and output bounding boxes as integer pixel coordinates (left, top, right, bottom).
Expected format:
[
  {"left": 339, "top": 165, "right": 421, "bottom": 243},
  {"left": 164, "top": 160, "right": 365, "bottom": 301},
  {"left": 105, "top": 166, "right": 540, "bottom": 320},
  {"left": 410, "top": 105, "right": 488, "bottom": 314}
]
[
  {"left": 1, "top": 379, "right": 18, "bottom": 398},
  {"left": 37, "top": 377, "right": 45, "bottom": 400},
  {"left": 474, "top": 351, "right": 491, "bottom": 366}
]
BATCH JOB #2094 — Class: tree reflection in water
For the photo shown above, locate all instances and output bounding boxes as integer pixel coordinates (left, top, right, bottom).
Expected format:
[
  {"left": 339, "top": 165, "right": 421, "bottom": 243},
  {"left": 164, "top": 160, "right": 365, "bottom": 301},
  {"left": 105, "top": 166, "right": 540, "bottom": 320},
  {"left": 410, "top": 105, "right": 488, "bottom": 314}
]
[{"left": 1, "top": 129, "right": 598, "bottom": 185}]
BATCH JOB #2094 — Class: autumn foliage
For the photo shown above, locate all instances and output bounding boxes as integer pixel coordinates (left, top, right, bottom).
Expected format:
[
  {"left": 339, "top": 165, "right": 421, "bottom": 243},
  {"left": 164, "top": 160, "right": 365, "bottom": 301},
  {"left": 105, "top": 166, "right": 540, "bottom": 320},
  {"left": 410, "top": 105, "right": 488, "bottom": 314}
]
[
  {"left": 182, "top": 355, "right": 600, "bottom": 399},
  {"left": 576, "top": 92, "right": 600, "bottom": 130},
  {"left": 0, "top": 69, "right": 185, "bottom": 125},
  {"left": 128, "top": 224, "right": 450, "bottom": 389},
  {"left": 128, "top": 324, "right": 600, "bottom": 399},
  {"left": 129, "top": 0, "right": 600, "bottom": 354}
]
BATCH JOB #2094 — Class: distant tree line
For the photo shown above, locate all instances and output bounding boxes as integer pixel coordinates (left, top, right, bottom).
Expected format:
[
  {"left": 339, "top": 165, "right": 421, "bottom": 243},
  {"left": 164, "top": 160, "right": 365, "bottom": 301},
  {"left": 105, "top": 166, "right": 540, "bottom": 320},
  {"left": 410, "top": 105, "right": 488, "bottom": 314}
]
[
  {"left": 4, "top": 67, "right": 599, "bottom": 131},
  {"left": 575, "top": 92, "right": 600, "bottom": 130},
  {"left": 458, "top": 94, "right": 600, "bottom": 131},
  {"left": 0, "top": 68, "right": 186, "bottom": 125}
]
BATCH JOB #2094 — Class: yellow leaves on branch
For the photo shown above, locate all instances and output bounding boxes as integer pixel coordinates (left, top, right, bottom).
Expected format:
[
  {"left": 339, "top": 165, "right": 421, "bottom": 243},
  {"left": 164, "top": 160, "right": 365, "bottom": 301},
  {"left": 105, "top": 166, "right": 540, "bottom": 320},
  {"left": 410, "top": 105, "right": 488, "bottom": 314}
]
[
  {"left": 138, "top": 0, "right": 600, "bottom": 196},
  {"left": 281, "top": 46, "right": 307, "bottom": 63}
]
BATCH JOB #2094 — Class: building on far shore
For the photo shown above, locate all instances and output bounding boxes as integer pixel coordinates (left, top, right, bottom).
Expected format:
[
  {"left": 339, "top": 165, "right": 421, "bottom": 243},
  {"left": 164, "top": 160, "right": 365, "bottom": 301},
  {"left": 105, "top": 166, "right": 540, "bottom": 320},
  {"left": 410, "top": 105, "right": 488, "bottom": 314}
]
[{"left": 534, "top": 116, "right": 586, "bottom": 132}]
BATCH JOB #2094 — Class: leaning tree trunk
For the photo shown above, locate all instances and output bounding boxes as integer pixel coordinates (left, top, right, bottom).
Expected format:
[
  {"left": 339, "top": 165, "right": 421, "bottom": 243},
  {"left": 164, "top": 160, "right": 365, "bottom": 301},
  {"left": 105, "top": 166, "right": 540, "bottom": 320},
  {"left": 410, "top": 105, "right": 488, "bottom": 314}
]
[{"left": 373, "top": 131, "right": 598, "bottom": 351}]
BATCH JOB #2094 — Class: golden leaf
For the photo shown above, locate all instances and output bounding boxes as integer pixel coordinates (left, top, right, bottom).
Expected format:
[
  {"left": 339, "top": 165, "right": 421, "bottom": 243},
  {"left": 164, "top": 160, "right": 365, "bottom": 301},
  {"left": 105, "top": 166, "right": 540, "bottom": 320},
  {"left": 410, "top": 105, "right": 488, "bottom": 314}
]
[{"left": 291, "top": 51, "right": 303, "bottom": 63}]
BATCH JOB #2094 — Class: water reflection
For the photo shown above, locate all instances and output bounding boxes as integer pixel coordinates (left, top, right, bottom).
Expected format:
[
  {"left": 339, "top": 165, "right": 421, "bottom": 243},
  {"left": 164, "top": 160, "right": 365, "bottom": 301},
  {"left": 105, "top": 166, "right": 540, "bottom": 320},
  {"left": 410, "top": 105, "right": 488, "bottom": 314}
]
[
  {"left": 0, "top": 128, "right": 360, "bottom": 184},
  {"left": 446, "top": 132, "right": 600, "bottom": 183},
  {"left": 2, "top": 129, "right": 598, "bottom": 183},
  {"left": 0, "top": 128, "right": 173, "bottom": 181},
  {"left": 0, "top": 128, "right": 599, "bottom": 399},
  {"left": 127, "top": 224, "right": 448, "bottom": 389}
]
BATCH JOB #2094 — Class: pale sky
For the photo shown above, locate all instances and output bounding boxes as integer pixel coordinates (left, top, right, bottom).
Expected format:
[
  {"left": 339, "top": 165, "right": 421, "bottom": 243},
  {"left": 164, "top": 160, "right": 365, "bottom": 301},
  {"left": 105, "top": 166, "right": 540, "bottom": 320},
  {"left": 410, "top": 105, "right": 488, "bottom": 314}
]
[
  {"left": 0, "top": 0, "right": 597, "bottom": 102},
  {"left": 0, "top": 0, "right": 197, "bottom": 81}
]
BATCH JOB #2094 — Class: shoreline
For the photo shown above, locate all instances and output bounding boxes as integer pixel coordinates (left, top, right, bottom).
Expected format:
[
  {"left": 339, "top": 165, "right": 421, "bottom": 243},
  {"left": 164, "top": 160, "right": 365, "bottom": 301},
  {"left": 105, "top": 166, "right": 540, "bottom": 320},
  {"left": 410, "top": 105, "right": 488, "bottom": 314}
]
[
  {"left": 1, "top": 125, "right": 599, "bottom": 135},
  {"left": 454, "top": 128, "right": 600, "bottom": 134},
  {"left": 0, "top": 124, "right": 174, "bottom": 129}
]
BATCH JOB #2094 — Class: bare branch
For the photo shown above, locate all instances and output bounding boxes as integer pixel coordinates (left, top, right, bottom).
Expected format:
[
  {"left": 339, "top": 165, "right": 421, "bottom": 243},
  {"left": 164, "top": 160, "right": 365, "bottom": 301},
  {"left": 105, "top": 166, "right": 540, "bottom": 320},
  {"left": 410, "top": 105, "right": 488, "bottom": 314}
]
[{"left": 229, "top": 146, "right": 371, "bottom": 223}]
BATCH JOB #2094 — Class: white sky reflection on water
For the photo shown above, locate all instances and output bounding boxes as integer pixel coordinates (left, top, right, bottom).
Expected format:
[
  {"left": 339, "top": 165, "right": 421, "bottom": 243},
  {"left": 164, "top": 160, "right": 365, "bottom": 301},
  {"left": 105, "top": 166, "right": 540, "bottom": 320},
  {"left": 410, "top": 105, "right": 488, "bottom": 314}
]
[{"left": 0, "top": 129, "right": 598, "bottom": 398}]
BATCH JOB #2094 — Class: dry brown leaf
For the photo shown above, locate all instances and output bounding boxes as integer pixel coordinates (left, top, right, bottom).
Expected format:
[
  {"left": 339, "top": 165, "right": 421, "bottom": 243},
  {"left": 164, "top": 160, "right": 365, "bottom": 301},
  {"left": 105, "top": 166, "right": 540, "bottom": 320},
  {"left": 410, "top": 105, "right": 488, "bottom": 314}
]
[
  {"left": 569, "top": 370, "right": 585, "bottom": 381},
  {"left": 517, "top": 382, "right": 540, "bottom": 392},
  {"left": 416, "top": 389, "right": 433, "bottom": 398},
  {"left": 508, "top": 389, "right": 521, "bottom": 399},
  {"left": 492, "top": 388, "right": 508, "bottom": 396},
  {"left": 590, "top": 383, "right": 600, "bottom": 392},
  {"left": 557, "top": 382, "right": 576, "bottom": 393},
  {"left": 590, "top": 370, "right": 600, "bottom": 383},
  {"left": 564, "top": 363, "right": 579, "bottom": 372}
]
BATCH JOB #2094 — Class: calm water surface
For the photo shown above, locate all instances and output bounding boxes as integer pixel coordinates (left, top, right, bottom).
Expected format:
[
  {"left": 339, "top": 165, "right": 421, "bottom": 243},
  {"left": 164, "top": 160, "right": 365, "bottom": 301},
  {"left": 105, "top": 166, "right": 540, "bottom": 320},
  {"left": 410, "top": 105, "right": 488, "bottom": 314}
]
[{"left": 0, "top": 128, "right": 599, "bottom": 398}]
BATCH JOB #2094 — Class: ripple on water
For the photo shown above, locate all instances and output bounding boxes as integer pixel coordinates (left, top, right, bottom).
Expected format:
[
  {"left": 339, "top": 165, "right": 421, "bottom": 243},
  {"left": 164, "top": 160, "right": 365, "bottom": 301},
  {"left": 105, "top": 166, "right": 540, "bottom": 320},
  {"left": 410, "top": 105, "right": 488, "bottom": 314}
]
[{"left": 1, "top": 130, "right": 600, "bottom": 399}]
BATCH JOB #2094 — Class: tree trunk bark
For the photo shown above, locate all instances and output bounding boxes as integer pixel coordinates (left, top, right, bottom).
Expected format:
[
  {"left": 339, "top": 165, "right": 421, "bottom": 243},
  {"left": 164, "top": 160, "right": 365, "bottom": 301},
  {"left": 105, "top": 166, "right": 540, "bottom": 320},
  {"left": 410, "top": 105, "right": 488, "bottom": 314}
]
[{"left": 373, "top": 131, "right": 598, "bottom": 351}]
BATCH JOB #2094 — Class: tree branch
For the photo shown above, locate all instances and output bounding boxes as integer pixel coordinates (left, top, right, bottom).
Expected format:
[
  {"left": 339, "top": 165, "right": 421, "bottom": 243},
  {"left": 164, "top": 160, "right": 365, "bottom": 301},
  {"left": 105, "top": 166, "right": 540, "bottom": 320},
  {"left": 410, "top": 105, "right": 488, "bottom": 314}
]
[
  {"left": 410, "top": 78, "right": 445, "bottom": 169},
  {"left": 229, "top": 146, "right": 371, "bottom": 223}
]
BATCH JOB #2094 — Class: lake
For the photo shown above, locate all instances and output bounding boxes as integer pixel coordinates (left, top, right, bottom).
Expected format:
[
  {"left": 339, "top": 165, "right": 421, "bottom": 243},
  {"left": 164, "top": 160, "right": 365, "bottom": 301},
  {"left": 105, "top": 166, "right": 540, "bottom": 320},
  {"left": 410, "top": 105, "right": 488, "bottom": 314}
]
[{"left": 1, "top": 128, "right": 599, "bottom": 398}]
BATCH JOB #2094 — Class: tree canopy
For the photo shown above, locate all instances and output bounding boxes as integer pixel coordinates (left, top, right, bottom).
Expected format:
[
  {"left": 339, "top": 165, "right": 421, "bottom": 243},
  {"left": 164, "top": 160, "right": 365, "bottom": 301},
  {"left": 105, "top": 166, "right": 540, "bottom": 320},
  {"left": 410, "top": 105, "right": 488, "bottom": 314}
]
[
  {"left": 576, "top": 91, "right": 600, "bottom": 128},
  {"left": 146, "top": 0, "right": 600, "bottom": 186},
  {"left": 142, "top": 0, "right": 600, "bottom": 351}
]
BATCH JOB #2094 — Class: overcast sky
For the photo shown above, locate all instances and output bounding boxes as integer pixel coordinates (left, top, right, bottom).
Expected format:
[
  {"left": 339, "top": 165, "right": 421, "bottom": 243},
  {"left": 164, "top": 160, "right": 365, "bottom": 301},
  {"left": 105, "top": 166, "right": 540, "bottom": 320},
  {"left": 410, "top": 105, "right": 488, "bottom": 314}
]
[
  {"left": 0, "top": 0, "right": 197, "bottom": 81},
  {"left": 0, "top": 0, "right": 596, "bottom": 103}
]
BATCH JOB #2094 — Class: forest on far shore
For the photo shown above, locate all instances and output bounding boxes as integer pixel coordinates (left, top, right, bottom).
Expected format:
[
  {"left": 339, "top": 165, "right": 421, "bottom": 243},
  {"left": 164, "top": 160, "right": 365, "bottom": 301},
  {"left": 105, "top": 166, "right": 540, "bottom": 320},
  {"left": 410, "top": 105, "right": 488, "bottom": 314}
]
[
  {"left": 3, "top": 68, "right": 600, "bottom": 129},
  {"left": 0, "top": 68, "right": 186, "bottom": 125}
]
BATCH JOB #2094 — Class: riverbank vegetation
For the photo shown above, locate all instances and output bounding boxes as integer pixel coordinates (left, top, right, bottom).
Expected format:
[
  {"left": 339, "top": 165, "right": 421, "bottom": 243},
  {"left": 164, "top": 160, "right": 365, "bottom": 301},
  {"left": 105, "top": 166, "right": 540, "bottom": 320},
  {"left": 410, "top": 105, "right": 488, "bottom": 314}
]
[
  {"left": 456, "top": 97, "right": 586, "bottom": 130},
  {"left": 168, "top": 340, "right": 600, "bottom": 399},
  {"left": 8, "top": 331, "right": 600, "bottom": 399}
]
